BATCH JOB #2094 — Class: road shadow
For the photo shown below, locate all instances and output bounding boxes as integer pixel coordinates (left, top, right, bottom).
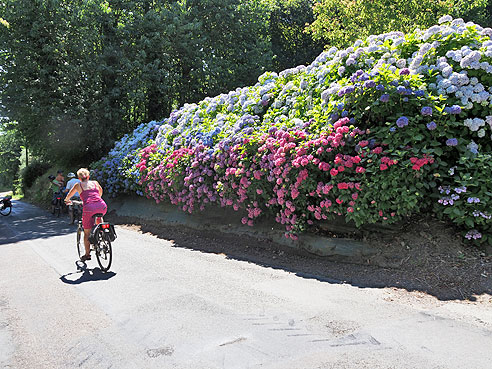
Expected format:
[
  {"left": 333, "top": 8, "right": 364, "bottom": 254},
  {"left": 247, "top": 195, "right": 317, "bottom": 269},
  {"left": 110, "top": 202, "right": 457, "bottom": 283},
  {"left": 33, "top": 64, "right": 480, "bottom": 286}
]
[
  {"left": 0, "top": 200, "right": 76, "bottom": 244},
  {"left": 107, "top": 213, "right": 492, "bottom": 302},
  {"left": 59, "top": 261, "right": 116, "bottom": 284}
]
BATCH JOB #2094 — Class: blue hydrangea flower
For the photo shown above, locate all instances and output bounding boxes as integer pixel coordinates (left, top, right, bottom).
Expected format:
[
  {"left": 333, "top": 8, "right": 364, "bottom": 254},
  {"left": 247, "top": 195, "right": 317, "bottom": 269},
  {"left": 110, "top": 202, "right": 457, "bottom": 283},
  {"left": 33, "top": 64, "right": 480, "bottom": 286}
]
[
  {"left": 446, "top": 138, "right": 458, "bottom": 146},
  {"left": 421, "top": 106, "right": 433, "bottom": 116},
  {"left": 467, "top": 141, "right": 479, "bottom": 154},
  {"left": 396, "top": 86, "right": 406, "bottom": 94},
  {"left": 426, "top": 121, "right": 437, "bottom": 130},
  {"left": 380, "top": 94, "right": 390, "bottom": 102},
  {"left": 396, "top": 116, "right": 409, "bottom": 128},
  {"left": 450, "top": 105, "right": 462, "bottom": 114}
]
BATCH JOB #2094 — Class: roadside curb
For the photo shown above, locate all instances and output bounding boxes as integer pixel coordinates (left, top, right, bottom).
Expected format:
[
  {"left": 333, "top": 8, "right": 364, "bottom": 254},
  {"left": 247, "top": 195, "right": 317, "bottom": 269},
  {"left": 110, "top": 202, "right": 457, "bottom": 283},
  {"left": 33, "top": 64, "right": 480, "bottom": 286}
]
[{"left": 105, "top": 195, "right": 377, "bottom": 258}]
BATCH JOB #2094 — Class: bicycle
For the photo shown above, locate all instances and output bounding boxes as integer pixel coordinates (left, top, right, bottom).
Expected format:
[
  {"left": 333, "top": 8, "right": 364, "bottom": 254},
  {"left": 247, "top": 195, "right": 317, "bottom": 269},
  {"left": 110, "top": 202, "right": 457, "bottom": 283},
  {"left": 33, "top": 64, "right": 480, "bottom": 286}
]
[
  {"left": 68, "top": 197, "right": 82, "bottom": 224},
  {"left": 51, "top": 191, "right": 64, "bottom": 217},
  {"left": 0, "top": 195, "right": 12, "bottom": 216},
  {"left": 71, "top": 200, "right": 116, "bottom": 272}
]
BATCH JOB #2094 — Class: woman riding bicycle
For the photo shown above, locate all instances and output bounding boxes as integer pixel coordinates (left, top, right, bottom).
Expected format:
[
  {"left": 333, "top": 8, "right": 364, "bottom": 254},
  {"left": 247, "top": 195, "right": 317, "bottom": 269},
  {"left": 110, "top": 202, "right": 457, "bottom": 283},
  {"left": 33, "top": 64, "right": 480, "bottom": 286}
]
[{"left": 64, "top": 168, "right": 107, "bottom": 261}]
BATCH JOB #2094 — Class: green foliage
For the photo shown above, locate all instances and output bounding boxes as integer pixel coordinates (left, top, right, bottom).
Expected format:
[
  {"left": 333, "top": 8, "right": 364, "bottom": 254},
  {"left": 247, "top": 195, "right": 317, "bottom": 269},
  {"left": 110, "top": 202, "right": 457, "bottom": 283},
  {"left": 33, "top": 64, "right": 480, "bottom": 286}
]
[
  {"left": 0, "top": 0, "right": 276, "bottom": 165},
  {"left": 2, "top": 0, "right": 487, "bottom": 182},
  {"left": 307, "top": 0, "right": 490, "bottom": 48},
  {"left": 0, "top": 130, "right": 22, "bottom": 190},
  {"left": 266, "top": 0, "right": 324, "bottom": 71},
  {"left": 437, "top": 154, "right": 492, "bottom": 245},
  {"left": 20, "top": 161, "right": 51, "bottom": 190}
]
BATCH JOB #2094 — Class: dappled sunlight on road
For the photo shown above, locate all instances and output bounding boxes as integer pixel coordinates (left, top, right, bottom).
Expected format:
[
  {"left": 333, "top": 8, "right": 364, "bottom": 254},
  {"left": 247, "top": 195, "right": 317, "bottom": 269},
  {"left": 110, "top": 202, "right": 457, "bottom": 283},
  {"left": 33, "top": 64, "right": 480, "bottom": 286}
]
[{"left": 0, "top": 200, "right": 75, "bottom": 244}]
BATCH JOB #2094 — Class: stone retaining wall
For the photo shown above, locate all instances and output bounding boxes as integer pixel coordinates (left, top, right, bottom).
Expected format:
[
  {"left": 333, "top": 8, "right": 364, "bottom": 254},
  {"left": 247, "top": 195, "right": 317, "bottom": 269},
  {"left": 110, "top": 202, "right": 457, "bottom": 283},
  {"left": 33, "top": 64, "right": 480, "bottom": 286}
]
[{"left": 105, "top": 195, "right": 377, "bottom": 258}]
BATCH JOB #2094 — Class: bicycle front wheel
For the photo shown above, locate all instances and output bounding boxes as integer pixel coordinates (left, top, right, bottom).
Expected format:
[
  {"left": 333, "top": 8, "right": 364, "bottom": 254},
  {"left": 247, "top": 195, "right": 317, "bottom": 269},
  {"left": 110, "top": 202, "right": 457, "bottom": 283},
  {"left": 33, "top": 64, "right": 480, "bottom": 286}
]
[
  {"left": 0, "top": 205, "right": 11, "bottom": 216},
  {"left": 95, "top": 233, "right": 112, "bottom": 272}
]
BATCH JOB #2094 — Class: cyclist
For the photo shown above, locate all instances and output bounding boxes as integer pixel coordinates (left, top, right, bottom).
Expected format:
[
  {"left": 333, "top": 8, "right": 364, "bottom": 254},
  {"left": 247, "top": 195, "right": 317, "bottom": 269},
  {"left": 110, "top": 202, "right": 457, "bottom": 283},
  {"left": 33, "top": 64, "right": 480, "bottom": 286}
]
[
  {"left": 55, "top": 170, "right": 65, "bottom": 188},
  {"left": 64, "top": 172, "right": 81, "bottom": 224},
  {"left": 49, "top": 174, "right": 64, "bottom": 206},
  {"left": 64, "top": 168, "right": 107, "bottom": 262},
  {"left": 64, "top": 172, "right": 80, "bottom": 196},
  {"left": 49, "top": 174, "right": 63, "bottom": 191}
]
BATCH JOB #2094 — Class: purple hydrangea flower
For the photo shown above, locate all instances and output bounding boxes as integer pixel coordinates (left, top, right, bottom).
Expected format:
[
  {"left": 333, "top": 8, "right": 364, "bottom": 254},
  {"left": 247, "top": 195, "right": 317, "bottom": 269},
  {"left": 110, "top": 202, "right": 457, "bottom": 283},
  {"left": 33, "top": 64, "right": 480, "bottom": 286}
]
[
  {"left": 376, "top": 84, "right": 385, "bottom": 91},
  {"left": 337, "top": 85, "right": 356, "bottom": 97},
  {"left": 396, "top": 116, "right": 409, "bottom": 128},
  {"left": 465, "top": 230, "right": 482, "bottom": 240},
  {"left": 399, "top": 68, "right": 410, "bottom": 75},
  {"left": 396, "top": 86, "right": 406, "bottom": 94},
  {"left": 454, "top": 186, "right": 467, "bottom": 194},
  {"left": 426, "top": 121, "right": 437, "bottom": 130},
  {"left": 364, "top": 80, "right": 376, "bottom": 88},
  {"left": 446, "top": 138, "right": 458, "bottom": 146},
  {"left": 380, "top": 94, "right": 390, "bottom": 102},
  {"left": 450, "top": 105, "right": 462, "bottom": 114},
  {"left": 439, "top": 186, "right": 451, "bottom": 195},
  {"left": 421, "top": 106, "right": 433, "bottom": 116}
]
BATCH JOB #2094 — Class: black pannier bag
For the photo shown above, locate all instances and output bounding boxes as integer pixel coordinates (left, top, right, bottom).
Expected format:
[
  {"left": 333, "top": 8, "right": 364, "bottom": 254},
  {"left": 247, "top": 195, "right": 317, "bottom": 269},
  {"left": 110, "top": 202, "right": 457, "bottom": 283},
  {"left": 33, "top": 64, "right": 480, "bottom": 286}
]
[{"left": 89, "top": 222, "right": 117, "bottom": 244}]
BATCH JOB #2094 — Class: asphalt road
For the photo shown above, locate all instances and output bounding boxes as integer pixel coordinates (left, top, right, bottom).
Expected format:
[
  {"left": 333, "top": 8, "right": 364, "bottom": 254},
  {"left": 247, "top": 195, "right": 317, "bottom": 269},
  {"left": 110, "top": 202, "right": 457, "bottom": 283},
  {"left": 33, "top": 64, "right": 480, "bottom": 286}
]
[{"left": 1, "top": 199, "right": 492, "bottom": 369}]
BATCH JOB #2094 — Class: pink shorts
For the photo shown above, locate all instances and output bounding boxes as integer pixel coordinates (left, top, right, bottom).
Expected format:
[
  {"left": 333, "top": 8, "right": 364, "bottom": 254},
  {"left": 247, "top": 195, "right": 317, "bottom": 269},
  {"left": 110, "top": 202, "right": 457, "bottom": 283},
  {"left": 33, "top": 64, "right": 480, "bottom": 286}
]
[{"left": 82, "top": 202, "right": 107, "bottom": 229}]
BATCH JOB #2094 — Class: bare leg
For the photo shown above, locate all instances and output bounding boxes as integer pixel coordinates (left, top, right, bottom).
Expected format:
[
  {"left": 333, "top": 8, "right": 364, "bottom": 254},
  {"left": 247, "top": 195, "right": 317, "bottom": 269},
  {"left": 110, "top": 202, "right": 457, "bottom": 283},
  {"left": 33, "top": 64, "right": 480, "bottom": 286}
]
[{"left": 83, "top": 228, "right": 91, "bottom": 256}]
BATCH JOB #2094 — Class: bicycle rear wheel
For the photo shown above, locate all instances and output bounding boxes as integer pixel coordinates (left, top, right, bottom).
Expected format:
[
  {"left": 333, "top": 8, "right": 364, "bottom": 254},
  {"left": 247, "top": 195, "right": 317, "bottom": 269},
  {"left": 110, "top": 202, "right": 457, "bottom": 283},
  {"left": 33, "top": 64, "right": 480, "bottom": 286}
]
[
  {"left": 0, "top": 205, "right": 11, "bottom": 216},
  {"left": 95, "top": 232, "right": 112, "bottom": 272},
  {"left": 76, "top": 224, "right": 84, "bottom": 260}
]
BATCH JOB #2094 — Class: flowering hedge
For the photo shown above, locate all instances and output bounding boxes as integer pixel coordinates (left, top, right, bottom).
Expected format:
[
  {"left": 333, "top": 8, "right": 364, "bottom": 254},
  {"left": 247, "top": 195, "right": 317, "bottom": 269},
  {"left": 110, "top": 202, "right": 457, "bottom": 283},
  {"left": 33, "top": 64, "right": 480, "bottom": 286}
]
[
  {"left": 93, "top": 16, "right": 492, "bottom": 246},
  {"left": 92, "top": 121, "right": 160, "bottom": 196}
]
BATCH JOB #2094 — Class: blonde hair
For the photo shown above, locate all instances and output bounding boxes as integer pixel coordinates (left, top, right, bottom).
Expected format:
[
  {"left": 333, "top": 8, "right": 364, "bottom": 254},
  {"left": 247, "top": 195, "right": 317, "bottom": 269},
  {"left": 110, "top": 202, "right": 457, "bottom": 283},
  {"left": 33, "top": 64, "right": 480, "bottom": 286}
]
[{"left": 77, "top": 168, "right": 90, "bottom": 181}]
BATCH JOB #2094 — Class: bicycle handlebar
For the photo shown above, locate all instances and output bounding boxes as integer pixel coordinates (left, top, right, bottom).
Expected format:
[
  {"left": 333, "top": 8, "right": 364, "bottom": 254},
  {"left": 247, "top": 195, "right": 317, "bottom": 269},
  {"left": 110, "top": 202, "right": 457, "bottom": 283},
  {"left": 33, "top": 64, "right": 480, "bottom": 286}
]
[{"left": 66, "top": 200, "right": 83, "bottom": 206}]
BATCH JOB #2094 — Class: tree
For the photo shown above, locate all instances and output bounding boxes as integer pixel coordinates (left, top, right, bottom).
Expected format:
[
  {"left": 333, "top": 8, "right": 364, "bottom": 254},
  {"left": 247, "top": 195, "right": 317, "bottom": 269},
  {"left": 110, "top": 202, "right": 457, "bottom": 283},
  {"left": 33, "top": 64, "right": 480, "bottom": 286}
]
[
  {"left": 0, "top": 0, "right": 106, "bottom": 163},
  {"left": 0, "top": 129, "right": 21, "bottom": 189},
  {"left": 307, "top": 0, "right": 490, "bottom": 48},
  {"left": 265, "top": 0, "right": 324, "bottom": 71},
  {"left": 184, "top": 0, "right": 273, "bottom": 99},
  {"left": 0, "top": 0, "right": 277, "bottom": 165}
]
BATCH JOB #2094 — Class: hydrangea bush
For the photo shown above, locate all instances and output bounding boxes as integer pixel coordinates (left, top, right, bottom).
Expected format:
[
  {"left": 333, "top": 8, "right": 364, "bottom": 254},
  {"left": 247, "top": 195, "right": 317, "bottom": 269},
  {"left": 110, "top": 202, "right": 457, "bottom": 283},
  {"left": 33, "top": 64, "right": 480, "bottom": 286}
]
[
  {"left": 93, "top": 17, "right": 492, "bottom": 245},
  {"left": 92, "top": 121, "right": 160, "bottom": 196}
]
